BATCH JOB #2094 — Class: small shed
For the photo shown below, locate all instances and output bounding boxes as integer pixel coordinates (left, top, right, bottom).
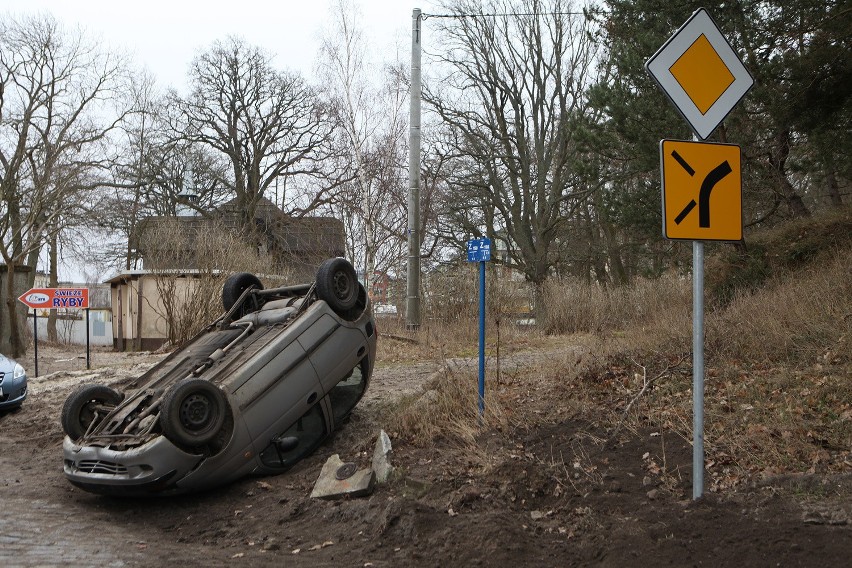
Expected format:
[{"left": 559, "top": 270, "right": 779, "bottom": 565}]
[{"left": 106, "top": 271, "right": 159, "bottom": 351}]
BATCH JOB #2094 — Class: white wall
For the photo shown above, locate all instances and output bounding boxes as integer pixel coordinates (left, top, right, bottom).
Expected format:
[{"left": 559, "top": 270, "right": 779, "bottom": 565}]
[{"left": 28, "top": 310, "right": 113, "bottom": 346}]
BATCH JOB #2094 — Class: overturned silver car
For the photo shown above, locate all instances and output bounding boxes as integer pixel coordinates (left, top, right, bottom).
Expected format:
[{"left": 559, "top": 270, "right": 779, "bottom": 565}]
[{"left": 62, "top": 258, "right": 376, "bottom": 496}]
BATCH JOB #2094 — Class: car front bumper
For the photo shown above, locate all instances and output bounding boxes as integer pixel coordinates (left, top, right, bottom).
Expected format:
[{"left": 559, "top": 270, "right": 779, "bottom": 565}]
[
  {"left": 63, "top": 435, "right": 203, "bottom": 495},
  {"left": 0, "top": 374, "right": 27, "bottom": 409}
]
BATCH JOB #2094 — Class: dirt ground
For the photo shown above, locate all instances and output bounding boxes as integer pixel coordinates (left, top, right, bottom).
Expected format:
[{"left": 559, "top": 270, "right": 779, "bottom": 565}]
[{"left": 1, "top": 343, "right": 849, "bottom": 567}]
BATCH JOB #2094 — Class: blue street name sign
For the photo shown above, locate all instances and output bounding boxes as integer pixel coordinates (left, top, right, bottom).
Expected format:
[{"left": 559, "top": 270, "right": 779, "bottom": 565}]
[{"left": 466, "top": 237, "right": 491, "bottom": 262}]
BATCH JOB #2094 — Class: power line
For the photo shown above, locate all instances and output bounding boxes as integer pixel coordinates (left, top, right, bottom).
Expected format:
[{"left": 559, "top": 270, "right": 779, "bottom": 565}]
[{"left": 422, "top": 11, "right": 594, "bottom": 20}]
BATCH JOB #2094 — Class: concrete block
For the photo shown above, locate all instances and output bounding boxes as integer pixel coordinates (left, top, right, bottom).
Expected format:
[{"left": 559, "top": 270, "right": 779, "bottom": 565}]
[
  {"left": 310, "top": 454, "right": 375, "bottom": 500},
  {"left": 371, "top": 429, "right": 393, "bottom": 484}
]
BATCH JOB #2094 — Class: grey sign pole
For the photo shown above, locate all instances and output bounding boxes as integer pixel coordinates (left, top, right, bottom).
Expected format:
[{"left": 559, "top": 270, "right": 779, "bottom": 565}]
[
  {"left": 692, "top": 238, "right": 705, "bottom": 499},
  {"left": 406, "top": 8, "right": 422, "bottom": 330},
  {"left": 691, "top": 128, "right": 706, "bottom": 500}
]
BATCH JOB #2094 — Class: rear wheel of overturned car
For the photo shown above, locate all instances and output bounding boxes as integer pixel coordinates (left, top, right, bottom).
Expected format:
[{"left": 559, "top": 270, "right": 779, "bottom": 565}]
[
  {"left": 316, "top": 257, "right": 359, "bottom": 313},
  {"left": 160, "top": 379, "right": 228, "bottom": 447},
  {"left": 222, "top": 272, "right": 263, "bottom": 312},
  {"left": 61, "top": 384, "right": 124, "bottom": 440}
]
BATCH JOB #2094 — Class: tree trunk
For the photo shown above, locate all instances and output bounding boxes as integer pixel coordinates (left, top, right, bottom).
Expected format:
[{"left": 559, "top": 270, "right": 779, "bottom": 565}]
[
  {"left": 531, "top": 279, "right": 548, "bottom": 324},
  {"left": 826, "top": 170, "right": 843, "bottom": 208},
  {"left": 3, "top": 261, "right": 28, "bottom": 358},
  {"left": 601, "top": 221, "right": 628, "bottom": 286},
  {"left": 770, "top": 129, "right": 811, "bottom": 218}
]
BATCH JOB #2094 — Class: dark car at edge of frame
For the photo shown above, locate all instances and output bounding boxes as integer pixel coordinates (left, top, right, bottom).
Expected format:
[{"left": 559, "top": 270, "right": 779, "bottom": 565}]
[{"left": 0, "top": 353, "right": 28, "bottom": 411}]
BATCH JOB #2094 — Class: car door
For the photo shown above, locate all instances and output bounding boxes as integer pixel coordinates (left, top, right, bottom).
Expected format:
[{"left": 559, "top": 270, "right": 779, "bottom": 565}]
[{"left": 232, "top": 328, "right": 324, "bottom": 456}]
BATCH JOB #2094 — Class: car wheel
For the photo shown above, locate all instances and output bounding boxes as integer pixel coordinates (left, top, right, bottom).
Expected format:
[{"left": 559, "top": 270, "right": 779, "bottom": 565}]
[
  {"left": 316, "top": 257, "right": 359, "bottom": 313},
  {"left": 61, "top": 384, "right": 123, "bottom": 440},
  {"left": 222, "top": 272, "right": 263, "bottom": 312},
  {"left": 160, "top": 379, "right": 228, "bottom": 447}
]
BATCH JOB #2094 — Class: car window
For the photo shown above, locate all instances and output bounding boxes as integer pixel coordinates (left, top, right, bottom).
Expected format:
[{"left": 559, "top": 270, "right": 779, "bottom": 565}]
[
  {"left": 259, "top": 402, "right": 327, "bottom": 469},
  {"left": 328, "top": 359, "right": 368, "bottom": 425}
]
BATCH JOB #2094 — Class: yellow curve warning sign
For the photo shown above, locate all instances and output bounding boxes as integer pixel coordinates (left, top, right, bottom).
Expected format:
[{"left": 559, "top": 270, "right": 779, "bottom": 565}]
[{"left": 660, "top": 139, "right": 742, "bottom": 241}]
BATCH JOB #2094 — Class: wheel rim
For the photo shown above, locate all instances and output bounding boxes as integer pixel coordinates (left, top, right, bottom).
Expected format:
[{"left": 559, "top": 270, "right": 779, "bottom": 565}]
[
  {"left": 333, "top": 270, "right": 352, "bottom": 301},
  {"left": 179, "top": 393, "right": 214, "bottom": 431}
]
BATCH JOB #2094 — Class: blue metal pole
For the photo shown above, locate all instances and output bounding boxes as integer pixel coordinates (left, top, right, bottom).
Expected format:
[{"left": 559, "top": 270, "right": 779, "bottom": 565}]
[{"left": 478, "top": 260, "right": 486, "bottom": 419}]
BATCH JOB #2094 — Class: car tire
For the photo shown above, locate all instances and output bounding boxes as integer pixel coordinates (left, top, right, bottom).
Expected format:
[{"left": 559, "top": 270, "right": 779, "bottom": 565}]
[
  {"left": 160, "top": 379, "right": 228, "bottom": 447},
  {"left": 316, "top": 257, "right": 359, "bottom": 313},
  {"left": 223, "top": 272, "right": 263, "bottom": 312},
  {"left": 61, "top": 384, "right": 124, "bottom": 440}
]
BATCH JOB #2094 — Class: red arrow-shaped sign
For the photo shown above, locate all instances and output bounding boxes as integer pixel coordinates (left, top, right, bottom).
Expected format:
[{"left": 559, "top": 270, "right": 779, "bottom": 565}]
[{"left": 18, "top": 288, "right": 89, "bottom": 309}]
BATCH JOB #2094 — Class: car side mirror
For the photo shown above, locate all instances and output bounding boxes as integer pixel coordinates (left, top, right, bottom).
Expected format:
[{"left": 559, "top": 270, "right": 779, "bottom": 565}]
[{"left": 274, "top": 436, "right": 299, "bottom": 453}]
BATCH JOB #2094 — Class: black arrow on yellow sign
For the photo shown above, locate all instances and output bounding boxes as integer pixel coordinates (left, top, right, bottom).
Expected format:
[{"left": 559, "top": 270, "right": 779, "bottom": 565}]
[{"left": 670, "top": 150, "right": 732, "bottom": 228}]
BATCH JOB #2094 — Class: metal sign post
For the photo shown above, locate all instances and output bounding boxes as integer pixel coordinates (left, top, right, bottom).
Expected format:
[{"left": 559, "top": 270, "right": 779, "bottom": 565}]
[
  {"left": 646, "top": 8, "right": 752, "bottom": 500},
  {"left": 32, "top": 310, "right": 39, "bottom": 377},
  {"left": 692, "top": 238, "right": 704, "bottom": 498},
  {"left": 86, "top": 307, "right": 91, "bottom": 369},
  {"left": 467, "top": 237, "right": 491, "bottom": 420}
]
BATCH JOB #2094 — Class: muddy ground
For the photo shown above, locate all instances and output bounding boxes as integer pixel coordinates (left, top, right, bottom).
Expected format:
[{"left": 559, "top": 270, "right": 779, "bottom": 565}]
[{"left": 1, "top": 344, "right": 849, "bottom": 567}]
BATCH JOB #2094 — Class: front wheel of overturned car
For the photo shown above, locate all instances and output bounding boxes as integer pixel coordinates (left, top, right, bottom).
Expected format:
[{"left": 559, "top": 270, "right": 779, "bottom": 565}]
[
  {"left": 61, "top": 384, "right": 124, "bottom": 440},
  {"left": 316, "top": 257, "right": 359, "bottom": 314},
  {"left": 161, "top": 379, "right": 228, "bottom": 447}
]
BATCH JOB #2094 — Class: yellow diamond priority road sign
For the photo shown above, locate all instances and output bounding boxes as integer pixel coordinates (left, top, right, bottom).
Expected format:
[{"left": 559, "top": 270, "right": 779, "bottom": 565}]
[
  {"left": 646, "top": 9, "right": 753, "bottom": 140},
  {"left": 660, "top": 140, "right": 742, "bottom": 241}
]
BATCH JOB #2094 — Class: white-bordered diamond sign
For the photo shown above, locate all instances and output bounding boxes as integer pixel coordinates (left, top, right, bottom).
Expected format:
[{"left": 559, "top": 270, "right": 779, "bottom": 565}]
[{"left": 645, "top": 8, "right": 753, "bottom": 140}]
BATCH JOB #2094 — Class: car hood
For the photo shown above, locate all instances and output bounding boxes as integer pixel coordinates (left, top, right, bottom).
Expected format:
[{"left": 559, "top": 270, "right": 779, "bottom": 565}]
[{"left": 0, "top": 353, "right": 17, "bottom": 372}]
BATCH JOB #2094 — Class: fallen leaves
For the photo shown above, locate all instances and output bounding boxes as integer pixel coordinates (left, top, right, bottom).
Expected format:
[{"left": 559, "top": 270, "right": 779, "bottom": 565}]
[{"left": 291, "top": 541, "right": 334, "bottom": 555}]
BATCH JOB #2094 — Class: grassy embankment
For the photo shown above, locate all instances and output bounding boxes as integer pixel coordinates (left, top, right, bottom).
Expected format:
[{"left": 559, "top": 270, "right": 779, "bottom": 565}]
[{"left": 378, "top": 210, "right": 851, "bottom": 489}]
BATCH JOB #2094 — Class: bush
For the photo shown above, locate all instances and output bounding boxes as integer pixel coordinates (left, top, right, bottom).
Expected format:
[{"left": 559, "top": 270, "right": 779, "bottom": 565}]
[
  {"left": 145, "top": 219, "right": 294, "bottom": 346},
  {"left": 706, "top": 249, "right": 851, "bottom": 364},
  {"left": 539, "top": 273, "right": 692, "bottom": 340},
  {"left": 706, "top": 207, "right": 852, "bottom": 305}
]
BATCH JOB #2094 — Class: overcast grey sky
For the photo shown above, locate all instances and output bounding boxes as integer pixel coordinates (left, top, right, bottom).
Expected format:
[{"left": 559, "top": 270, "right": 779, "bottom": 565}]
[{"left": 2, "top": 0, "right": 442, "bottom": 89}]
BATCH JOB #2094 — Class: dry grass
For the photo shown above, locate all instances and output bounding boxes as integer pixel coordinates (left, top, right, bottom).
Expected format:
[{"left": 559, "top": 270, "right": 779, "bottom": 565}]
[
  {"left": 387, "top": 365, "right": 511, "bottom": 450},
  {"left": 371, "top": 263, "right": 541, "bottom": 362},
  {"left": 707, "top": 249, "right": 851, "bottom": 363},
  {"left": 379, "top": 238, "right": 851, "bottom": 487},
  {"left": 376, "top": 314, "right": 549, "bottom": 364},
  {"left": 539, "top": 248, "right": 851, "bottom": 367},
  {"left": 539, "top": 273, "right": 693, "bottom": 340},
  {"left": 536, "top": 248, "right": 852, "bottom": 487}
]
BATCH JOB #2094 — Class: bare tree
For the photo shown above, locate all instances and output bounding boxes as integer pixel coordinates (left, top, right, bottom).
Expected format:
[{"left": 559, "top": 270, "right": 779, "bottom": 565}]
[
  {"left": 317, "top": 0, "right": 410, "bottom": 292},
  {"left": 171, "top": 37, "right": 345, "bottom": 229},
  {"left": 424, "top": 0, "right": 599, "bottom": 299},
  {"left": 0, "top": 14, "right": 132, "bottom": 356},
  {"left": 87, "top": 74, "right": 232, "bottom": 278}
]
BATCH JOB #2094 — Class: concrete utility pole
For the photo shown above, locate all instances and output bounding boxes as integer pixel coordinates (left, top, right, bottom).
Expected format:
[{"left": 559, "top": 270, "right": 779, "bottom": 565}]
[{"left": 406, "top": 8, "right": 422, "bottom": 330}]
